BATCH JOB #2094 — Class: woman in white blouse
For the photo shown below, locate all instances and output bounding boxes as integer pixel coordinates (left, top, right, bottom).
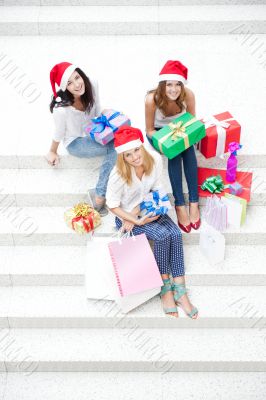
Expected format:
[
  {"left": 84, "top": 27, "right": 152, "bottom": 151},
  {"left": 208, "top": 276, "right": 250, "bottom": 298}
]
[
  {"left": 106, "top": 126, "right": 198, "bottom": 319},
  {"left": 46, "top": 62, "right": 116, "bottom": 215}
]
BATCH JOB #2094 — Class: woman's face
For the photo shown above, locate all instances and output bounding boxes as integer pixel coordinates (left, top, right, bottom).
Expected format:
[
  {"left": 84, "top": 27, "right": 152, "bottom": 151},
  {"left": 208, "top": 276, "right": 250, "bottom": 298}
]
[
  {"left": 123, "top": 147, "right": 143, "bottom": 167},
  {"left": 165, "top": 80, "right": 182, "bottom": 101},
  {"left": 66, "top": 71, "right": 85, "bottom": 98}
]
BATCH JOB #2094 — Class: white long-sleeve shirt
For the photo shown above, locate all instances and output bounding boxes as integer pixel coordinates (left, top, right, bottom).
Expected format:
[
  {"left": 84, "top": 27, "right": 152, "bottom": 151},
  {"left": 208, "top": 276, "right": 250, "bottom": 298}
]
[
  {"left": 106, "top": 149, "right": 163, "bottom": 213},
  {"left": 52, "top": 79, "right": 101, "bottom": 148}
]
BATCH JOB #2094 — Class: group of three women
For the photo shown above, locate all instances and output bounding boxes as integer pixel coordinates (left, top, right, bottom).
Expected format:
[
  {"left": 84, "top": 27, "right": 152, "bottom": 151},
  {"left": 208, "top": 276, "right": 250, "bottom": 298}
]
[{"left": 46, "top": 60, "right": 199, "bottom": 318}]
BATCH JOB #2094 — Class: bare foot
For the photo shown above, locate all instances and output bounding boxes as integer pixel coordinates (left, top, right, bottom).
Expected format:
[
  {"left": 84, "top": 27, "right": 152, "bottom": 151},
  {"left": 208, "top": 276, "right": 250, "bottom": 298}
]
[
  {"left": 161, "top": 290, "right": 178, "bottom": 318},
  {"left": 189, "top": 202, "right": 200, "bottom": 224},
  {"left": 175, "top": 205, "right": 190, "bottom": 226}
]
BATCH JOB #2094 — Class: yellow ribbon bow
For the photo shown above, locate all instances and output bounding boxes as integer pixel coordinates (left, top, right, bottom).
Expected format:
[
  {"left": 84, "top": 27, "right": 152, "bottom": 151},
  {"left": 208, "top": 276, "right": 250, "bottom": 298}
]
[
  {"left": 158, "top": 117, "right": 197, "bottom": 153},
  {"left": 73, "top": 203, "right": 92, "bottom": 217}
]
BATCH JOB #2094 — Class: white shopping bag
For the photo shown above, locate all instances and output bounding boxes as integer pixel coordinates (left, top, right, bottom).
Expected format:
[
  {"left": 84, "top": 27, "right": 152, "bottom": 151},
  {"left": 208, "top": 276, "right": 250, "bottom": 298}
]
[
  {"left": 221, "top": 194, "right": 247, "bottom": 228},
  {"left": 203, "top": 195, "right": 227, "bottom": 232},
  {"left": 199, "top": 222, "right": 225, "bottom": 265},
  {"left": 86, "top": 236, "right": 119, "bottom": 301}
]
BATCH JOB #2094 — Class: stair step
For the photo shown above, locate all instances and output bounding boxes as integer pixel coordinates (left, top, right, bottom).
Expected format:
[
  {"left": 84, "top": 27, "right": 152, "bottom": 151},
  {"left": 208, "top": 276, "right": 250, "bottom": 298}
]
[
  {"left": 0, "top": 167, "right": 264, "bottom": 206},
  {"left": 0, "top": 205, "right": 265, "bottom": 245},
  {"left": 1, "top": 371, "right": 266, "bottom": 400},
  {"left": 0, "top": 285, "right": 265, "bottom": 328},
  {"left": 0, "top": 5, "right": 266, "bottom": 35},
  {"left": 0, "top": 328, "right": 266, "bottom": 371},
  {"left": 3, "top": 0, "right": 266, "bottom": 6},
  {"left": 0, "top": 245, "right": 265, "bottom": 286}
]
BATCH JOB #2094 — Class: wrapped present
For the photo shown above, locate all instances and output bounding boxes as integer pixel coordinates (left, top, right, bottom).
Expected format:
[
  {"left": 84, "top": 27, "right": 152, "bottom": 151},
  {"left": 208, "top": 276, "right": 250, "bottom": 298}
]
[
  {"left": 198, "top": 111, "right": 241, "bottom": 158},
  {"left": 221, "top": 193, "right": 247, "bottom": 228},
  {"left": 139, "top": 190, "right": 172, "bottom": 217},
  {"left": 229, "top": 182, "right": 243, "bottom": 196},
  {"left": 198, "top": 167, "right": 253, "bottom": 202},
  {"left": 84, "top": 109, "right": 131, "bottom": 145},
  {"left": 202, "top": 195, "right": 227, "bottom": 232},
  {"left": 152, "top": 112, "right": 206, "bottom": 159},
  {"left": 200, "top": 175, "right": 228, "bottom": 194},
  {"left": 64, "top": 203, "right": 101, "bottom": 235}
]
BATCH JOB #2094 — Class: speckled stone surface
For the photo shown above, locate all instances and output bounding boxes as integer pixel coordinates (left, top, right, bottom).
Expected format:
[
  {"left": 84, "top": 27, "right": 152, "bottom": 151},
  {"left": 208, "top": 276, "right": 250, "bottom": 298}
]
[
  {"left": 0, "top": 204, "right": 264, "bottom": 245},
  {"left": 2, "top": 371, "right": 266, "bottom": 400},
  {"left": 0, "top": 285, "right": 263, "bottom": 328},
  {"left": 0, "top": 328, "right": 266, "bottom": 372}
]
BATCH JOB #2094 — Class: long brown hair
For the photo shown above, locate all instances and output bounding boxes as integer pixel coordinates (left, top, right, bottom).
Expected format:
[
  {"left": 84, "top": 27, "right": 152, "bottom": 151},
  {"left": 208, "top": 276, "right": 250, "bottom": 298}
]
[
  {"left": 148, "top": 81, "right": 186, "bottom": 116},
  {"left": 116, "top": 146, "right": 155, "bottom": 185}
]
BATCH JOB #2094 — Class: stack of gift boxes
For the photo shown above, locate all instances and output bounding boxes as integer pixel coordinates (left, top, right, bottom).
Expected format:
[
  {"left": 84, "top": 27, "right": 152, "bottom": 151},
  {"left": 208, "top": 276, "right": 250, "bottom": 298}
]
[
  {"left": 80, "top": 109, "right": 252, "bottom": 266},
  {"left": 152, "top": 110, "right": 253, "bottom": 265}
]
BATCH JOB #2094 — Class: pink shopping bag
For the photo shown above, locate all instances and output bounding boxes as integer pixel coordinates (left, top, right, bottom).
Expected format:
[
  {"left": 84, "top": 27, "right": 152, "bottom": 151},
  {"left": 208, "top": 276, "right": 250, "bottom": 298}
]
[{"left": 108, "top": 233, "right": 163, "bottom": 297}]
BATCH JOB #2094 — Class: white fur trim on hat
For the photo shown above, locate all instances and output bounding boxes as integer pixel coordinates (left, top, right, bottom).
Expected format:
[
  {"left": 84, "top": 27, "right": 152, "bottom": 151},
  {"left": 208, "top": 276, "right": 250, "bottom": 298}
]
[
  {"left": 115, "top": 139, "right": 142, "bottom": 154},
  {"left": 159, "top": 73, "right": 187, "bottom": 84},
  {"left": 60, "top": 64, "right": 77, "bottom": 91}
]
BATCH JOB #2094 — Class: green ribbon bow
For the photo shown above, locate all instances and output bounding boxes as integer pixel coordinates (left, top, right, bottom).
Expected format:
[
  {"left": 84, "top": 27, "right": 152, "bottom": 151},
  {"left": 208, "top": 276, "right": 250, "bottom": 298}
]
[{"left": 201, "top": 175, "right": 225, "bottom": 194}]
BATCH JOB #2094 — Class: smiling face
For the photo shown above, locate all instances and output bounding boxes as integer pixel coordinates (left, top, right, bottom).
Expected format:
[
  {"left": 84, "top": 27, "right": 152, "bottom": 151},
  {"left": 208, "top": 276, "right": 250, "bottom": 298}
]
[
  {"left": 66, "top": 70, "right": 85, "bottom": 98},
  {"left": 165, "top": 80, "right": 182, "bottom": 101},
  {"left": 123, "top": 146, "right": 143, "bottom": 167}
]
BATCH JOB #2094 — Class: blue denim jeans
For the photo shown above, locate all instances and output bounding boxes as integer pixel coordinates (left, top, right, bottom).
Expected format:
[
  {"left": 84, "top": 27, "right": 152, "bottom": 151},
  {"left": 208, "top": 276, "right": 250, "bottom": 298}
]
[
  {"left": 147, "top": 134, "right": 199, "bottom": 206},
  {"left": 67, "top": 136, "right": 117, "bottom": 198}
]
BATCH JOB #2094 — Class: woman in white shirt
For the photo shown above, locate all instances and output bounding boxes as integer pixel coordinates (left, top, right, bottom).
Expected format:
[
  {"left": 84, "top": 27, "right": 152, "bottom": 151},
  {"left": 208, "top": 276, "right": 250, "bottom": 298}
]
[
  {"left": 46, "top": 62, "right": 116, "bottom": 215},
  {"left": 106, "top": 126, "right": 198, "bottom": 319}
]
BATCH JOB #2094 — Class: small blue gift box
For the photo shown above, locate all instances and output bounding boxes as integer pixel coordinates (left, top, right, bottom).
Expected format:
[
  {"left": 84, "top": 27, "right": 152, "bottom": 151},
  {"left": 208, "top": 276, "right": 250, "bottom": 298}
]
[
  {"left": 139, "top": 190, "right": 172, "bottom": 217},
  {"left": 229, "top": 182, "right": 243, "bottom": 196}
]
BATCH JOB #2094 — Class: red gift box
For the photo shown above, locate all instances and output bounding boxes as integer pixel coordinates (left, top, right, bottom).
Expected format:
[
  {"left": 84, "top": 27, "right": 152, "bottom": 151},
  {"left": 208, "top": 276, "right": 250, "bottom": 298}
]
[
  {"left": 198, "top": 111, "right": 241, "bottom": 158},
  {"left": 198, "top": 167, "right": 253, "bottom": 202}
]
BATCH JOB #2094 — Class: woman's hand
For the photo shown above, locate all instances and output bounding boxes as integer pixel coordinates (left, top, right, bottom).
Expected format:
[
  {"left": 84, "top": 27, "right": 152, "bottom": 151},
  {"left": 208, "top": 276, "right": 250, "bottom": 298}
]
[
  {"left": 46, "top": 151, "right": 59, "bottom": 166},
  {"left": 122, "top": 220, "right": 135, "bottom": 232}
]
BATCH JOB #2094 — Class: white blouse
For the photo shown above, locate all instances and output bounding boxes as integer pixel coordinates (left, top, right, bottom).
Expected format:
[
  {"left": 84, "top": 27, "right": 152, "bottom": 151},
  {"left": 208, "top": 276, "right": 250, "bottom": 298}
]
[
  {"left": 52, "top": 79, "right": 101, "bottom": 148},
  {"left": 106, "top": 149, "right": 163, "bottom": 213}
]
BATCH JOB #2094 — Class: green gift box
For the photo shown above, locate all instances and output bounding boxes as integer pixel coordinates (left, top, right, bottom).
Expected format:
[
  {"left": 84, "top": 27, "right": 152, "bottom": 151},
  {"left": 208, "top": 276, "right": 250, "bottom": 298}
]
[{"left": 152, "top": 112, "right": 206, "bottom": 159}]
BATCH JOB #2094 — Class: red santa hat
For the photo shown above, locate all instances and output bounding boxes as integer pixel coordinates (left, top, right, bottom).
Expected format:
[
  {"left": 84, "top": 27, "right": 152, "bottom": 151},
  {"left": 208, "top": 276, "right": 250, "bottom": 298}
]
[
  {"left": 159, "top": 60, "right": 188, "bottom": 84},
  {"left": 114, "top": 126, "right": 144, "bottom": 154},
  {"left": 50, "top": 62, "right": 77, "bottom": 102}
]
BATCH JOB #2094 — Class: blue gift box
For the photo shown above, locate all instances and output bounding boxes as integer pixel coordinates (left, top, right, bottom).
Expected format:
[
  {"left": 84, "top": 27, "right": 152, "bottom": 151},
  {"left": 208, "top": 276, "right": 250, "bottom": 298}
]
[{"left": 229, "top": 182, "right": 243, "bottom": 196}]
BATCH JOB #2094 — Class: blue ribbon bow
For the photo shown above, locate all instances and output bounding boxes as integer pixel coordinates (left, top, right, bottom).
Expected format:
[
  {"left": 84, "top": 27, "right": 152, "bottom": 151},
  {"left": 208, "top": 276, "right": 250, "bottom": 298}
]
[
  {"left": 140, "top": 191, "right": 170, "bottom": 216},
  {"left": 90, "top": 111, "right": 120, "bottom": 135}
]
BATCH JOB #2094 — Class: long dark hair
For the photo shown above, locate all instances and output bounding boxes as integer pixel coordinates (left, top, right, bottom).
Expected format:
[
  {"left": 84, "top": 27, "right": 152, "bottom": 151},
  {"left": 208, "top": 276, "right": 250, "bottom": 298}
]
[
  {"left": 147, "top": 81, "right": 186, "bottom": 116},
  {"left": 49, "top": 67, "right": 95, "bottom": 113}
]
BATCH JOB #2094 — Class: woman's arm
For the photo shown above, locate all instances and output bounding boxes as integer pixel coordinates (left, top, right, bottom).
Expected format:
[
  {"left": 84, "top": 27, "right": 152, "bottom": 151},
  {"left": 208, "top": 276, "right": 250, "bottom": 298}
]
[
  {"left": 185, "top": 88, "right": 196, "bottom": 116},
  {"left": 46, "top": 107, "right": 66, "bottom": 166},
  {"left": 145, "top": 93, "right": 157, "bottom": 138},
  {"left": 46, "top": 140, "right": 60, "bottom": 166},
  {"left": 110, "top": 206, "right": 159, "bottom": 229}
]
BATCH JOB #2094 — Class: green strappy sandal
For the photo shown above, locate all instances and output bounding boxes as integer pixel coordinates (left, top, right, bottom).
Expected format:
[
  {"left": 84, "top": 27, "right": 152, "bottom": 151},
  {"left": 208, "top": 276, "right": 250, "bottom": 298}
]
[
  {"left": 172, "top": 282, "right": 198, "bottom": 319},
  {"left": 160, "top": 278, "right": 178, "bottom": 316}
]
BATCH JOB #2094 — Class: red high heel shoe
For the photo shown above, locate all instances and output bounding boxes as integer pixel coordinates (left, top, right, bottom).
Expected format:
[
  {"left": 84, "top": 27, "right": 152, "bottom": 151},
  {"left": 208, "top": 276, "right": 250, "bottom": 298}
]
[
  {"left": 178, "top": 221, "right": 191, "bottom": 233},
  {"left": 190, "top": 218, "right": 201, "bottom": 230},
  {"left": 175, "top": 206, "right": 191, "bottom": 233}
]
